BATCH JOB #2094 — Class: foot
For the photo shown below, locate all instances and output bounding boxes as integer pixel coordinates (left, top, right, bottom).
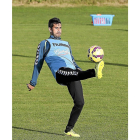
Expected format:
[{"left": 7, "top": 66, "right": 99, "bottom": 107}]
[
  {"left": 64, "top": 129, "right": 80, "bottom": 137},
  {"left": 95, "top": 60, "right": 104, "bottom": 79}
]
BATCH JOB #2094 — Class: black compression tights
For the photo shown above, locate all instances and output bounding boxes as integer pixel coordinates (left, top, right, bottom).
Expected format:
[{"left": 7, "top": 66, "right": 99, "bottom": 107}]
[
  {"left": 56, "top": 67, "right": 95, "bottom": 132},
  {"left": 65, "top": 81, "right": 84, "bottom": 132}
]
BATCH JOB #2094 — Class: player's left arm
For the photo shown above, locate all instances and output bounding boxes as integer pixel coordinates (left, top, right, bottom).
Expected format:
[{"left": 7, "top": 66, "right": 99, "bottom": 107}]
[{"left": 69, "top": 44, "right": 82, "bottom": 71}]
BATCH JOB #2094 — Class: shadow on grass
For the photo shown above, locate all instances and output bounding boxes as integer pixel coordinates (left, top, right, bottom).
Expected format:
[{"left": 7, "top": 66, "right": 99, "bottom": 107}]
[
  {"left": 75, "top": 59, "right": 128, "bottom": 67},
  {"left": 111, "top": 29, "right": 128, "bottom": 32},
  {"left": 12, "top": 54, "right": 128, "bottom": 67},
  {"left": 12, "top": 126, "right": 65, "bottom": 136},
  {"left": 12, "top": 54, "right": 35, "bottom": 58}
]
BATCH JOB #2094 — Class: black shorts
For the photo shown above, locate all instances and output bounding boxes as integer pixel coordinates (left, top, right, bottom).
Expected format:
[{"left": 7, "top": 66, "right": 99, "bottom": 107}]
[{"left": 56, "top": 67, "right": 95, "bottom": 85}]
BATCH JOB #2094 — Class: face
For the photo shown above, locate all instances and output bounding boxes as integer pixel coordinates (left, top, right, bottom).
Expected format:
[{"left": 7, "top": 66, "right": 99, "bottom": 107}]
[{"left": 49, "top": 23, "right": 62, "bottom": 38}]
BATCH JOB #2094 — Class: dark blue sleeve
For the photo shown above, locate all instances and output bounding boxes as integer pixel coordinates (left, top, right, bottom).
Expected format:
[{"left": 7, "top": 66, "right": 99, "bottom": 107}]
[
  {"left": 30, "top": 40, "right": 50, "bottom": 87},
  {"left": 69, "top": 44, "right": 82, "bottom": 70}
]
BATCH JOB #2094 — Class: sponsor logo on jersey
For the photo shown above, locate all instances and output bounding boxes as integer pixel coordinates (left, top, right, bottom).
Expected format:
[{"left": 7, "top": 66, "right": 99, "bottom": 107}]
[{"left": 54, "top": 49, "right": 70, "bottom": 56}]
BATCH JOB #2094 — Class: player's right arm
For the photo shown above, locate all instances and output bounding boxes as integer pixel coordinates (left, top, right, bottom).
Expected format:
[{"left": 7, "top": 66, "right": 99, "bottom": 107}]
[{"left": 27, "top": 40, "right": 48, "bottom": 91}]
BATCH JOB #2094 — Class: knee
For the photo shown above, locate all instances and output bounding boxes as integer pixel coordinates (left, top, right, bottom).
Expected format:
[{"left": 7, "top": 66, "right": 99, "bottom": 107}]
[{"left": 75, "top": 100, "right": 84, "bottom": 109}]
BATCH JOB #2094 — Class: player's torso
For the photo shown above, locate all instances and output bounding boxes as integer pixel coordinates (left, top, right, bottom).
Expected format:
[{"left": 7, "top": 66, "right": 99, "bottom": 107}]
[{"left": 44, "top": 39, "right": 76, "bottom": 78}]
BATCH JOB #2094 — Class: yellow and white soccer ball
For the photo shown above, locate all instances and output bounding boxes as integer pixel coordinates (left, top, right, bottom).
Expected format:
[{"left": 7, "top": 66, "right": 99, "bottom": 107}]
[{"left": 87, "top": 45, "right": 104, "bottom": 62}]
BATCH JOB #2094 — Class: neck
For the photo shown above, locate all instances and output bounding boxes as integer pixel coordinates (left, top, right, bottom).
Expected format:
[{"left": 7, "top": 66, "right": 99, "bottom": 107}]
[{"left": 50, "top": 35, "right": 61, "bottom": 39}]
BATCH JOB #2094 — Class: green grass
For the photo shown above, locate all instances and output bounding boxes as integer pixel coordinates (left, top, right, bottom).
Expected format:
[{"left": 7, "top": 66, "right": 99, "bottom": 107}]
[{"left": 12, "top": 6, "right": 128, "bottom": 140}]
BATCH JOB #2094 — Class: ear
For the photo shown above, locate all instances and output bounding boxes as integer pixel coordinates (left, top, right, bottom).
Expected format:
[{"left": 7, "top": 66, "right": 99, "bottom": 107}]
[{"left": 49, "top": 28, "right": 52, "bottom": 32}]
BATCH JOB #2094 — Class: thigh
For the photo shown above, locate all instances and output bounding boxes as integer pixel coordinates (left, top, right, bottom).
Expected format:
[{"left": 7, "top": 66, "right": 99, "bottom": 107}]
[
  {"left": 56, "top": 67, "right": 95, "bottom": 85},
  {"left": 56, "top": 67, "right": 79, "bottom": 85},
  {"left": 67, "top": 81, "right": 84, "bottom": 105}
]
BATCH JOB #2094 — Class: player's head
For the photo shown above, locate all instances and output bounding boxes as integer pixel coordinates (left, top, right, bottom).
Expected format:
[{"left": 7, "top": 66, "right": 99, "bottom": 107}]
[
  {"left": 48, "top": 17, "right": 61, "bottom": 28},
  {"left": 48, "top": 17, "right": 62, "bottom": 38}
]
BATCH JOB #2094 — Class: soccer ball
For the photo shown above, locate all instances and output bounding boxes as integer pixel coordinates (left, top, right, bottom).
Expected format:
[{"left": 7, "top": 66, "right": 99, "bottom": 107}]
[{"left": 87, "top": 45, "right": 104, "bottom": 62}]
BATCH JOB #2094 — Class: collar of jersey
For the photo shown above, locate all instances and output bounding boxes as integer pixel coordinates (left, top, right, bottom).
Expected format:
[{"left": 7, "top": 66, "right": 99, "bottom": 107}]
[{"left": 50, "top": 35, "right": 61, "bottom": 40}]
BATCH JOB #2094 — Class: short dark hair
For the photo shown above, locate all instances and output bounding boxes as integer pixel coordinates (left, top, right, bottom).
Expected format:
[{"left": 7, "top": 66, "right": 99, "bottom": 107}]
[{"left": 48, "top": 17, "right": 61, "bottom": 28}]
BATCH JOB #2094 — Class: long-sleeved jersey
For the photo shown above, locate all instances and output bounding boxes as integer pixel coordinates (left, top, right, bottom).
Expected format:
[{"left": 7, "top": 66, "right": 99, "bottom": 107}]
[{"left": 30, "top": 35, "right": 81, "bottom": 87}]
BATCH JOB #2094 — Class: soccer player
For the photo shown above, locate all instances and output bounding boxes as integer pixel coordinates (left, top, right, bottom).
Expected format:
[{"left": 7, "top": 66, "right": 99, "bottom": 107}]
[{"left": 27, "top": 17, "right": 104, "bottom": 137}]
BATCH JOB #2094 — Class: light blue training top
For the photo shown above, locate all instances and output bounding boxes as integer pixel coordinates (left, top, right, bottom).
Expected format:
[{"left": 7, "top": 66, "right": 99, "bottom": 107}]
[{"left": 30, "top": 35, "right": 81, "bottom": 87}]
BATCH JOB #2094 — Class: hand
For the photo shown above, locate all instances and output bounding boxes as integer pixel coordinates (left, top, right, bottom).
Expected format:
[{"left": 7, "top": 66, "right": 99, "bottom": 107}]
[{"left": 27, "top": 84, "right": 34, "bottom": 91}]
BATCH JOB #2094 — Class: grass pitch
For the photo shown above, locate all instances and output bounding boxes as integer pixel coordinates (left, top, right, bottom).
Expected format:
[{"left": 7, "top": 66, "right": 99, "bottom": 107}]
[{"left": 12, "top": 5, "right": 128, "bottom": 140}]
